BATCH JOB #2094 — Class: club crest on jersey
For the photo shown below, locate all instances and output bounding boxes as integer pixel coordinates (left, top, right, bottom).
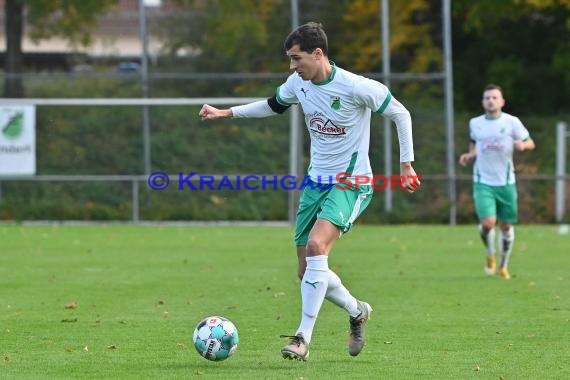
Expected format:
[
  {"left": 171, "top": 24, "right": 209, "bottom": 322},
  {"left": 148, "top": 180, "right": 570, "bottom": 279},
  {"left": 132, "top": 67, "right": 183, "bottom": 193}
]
[{"left": 330, "top": 96, "right": 341, "bottom": 110}]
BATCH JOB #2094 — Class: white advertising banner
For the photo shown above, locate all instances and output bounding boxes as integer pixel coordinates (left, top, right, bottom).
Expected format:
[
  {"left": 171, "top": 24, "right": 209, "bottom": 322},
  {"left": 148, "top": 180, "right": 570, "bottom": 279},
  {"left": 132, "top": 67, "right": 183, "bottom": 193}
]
[{"left": 0, "top": 105, "right": 36, "bottom": 175}]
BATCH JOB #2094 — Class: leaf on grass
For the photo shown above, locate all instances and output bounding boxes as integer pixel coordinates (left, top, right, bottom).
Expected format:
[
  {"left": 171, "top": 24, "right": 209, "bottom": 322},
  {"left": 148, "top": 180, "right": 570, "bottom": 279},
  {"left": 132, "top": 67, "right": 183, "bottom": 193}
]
[
  {"left": 66, "top": 348, "right": 73, "bottom": 353},
  {"left": 157, "top": 300, "right": 165, "bottom": 306},
  {"left": 176, "top": 343, "right": 188, "bottom": 350},
  {"left": 163, "top": 311, "right": 169, "bottom": 319},
  {"left": 61, "top": 318, "right": 78, "bottom": 323},
  {"left": 194, "top": 370, "right": 204, "bottom": 375},
  {"left": 3, "top": 355, "right": 9, "bottom": 364},
  {"left": 107, "top": 345, "right": 117, "bottom": 350},
  {"left": 83, "top": 346, "right": 89, "bottom": 352},
  {"left": 474, "top": 365, "right": 480, "bottom": 371},
  {"left": 383, "top": 341, "right": 392, "bottom": 344},
  {"left": 273, "top": 292, "right": 285, "bottom": 298},
  {"left": 499, "top": 376, "right": 505, "bottom": 380},
  {"left": 65, "top": 302, "right": 78, "bottom": 309}
]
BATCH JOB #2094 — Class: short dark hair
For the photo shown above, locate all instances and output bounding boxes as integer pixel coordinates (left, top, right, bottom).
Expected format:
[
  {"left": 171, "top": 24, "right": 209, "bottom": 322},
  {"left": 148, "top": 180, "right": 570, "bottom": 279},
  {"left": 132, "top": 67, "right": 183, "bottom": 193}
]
[
  {"left": 284, "top": 22, "right": 328, "bottom": 55},
  {"left": 484, "top": 84, "right": 504, "bottom": 96}
]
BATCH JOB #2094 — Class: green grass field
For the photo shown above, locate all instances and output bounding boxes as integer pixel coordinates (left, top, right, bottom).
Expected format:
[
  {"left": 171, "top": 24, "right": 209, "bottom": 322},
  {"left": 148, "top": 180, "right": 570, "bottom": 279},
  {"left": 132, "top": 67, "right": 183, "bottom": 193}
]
[{"left": 1, "top": 224, "right": 569, "bottom": 379}]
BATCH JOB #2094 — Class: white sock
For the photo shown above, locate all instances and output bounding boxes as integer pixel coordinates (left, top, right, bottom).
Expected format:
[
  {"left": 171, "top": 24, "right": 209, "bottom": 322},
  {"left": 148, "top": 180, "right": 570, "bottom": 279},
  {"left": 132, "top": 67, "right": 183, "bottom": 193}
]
[
  {"left": 296, "top": 255, "right": 329, "bottom": 344},
  {"left": 479, "top": 224, "right": 496, "bottom": 256},
  {"left": 499, "top": 227, "right": 515, "bottom": 268},
  {"left": 325, "top": 269, "right": 360, "bottom": 318}
]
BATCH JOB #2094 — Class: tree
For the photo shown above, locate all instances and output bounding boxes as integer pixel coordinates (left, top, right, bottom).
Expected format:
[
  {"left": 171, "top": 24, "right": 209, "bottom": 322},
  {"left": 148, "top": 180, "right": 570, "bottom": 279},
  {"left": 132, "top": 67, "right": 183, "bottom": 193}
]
[
  {"left": 337, "top": 0, "right": 441, "bottom": 74},
  {"left": 3, "top": 0, "right": 117, "bottom": 97},
  {"left": 452, "top": 0, "right": 570, "bottom": 114},
  {"left": 4, "top": 0, "right": 23, "bottom": 97}
]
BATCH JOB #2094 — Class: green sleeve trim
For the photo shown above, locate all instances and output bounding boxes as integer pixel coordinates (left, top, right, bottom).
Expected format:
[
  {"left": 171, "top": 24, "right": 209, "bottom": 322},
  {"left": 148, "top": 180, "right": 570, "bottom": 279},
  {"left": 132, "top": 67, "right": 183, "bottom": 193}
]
[
  {"left": 376, "top": 92, "right": 392, "bottom": 114},
  {"left": 276, "top": 86, "right": 292, "bottom": 106}
]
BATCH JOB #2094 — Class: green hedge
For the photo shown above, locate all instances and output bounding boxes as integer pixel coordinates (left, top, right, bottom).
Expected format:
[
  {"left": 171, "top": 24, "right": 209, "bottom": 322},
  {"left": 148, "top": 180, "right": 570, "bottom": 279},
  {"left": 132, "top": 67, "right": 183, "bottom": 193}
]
[{"left": 0, "top": 78, "right": 567, "bottom": 223}]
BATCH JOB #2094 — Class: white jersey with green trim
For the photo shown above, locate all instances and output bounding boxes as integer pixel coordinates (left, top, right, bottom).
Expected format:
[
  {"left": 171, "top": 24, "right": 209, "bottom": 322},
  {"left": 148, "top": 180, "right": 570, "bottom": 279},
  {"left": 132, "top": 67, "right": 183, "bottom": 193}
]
[
  {"left": 469, "top": 112, "right": 530, "bottom": 186},
  {"left": 276, "top": 64, "right": 413, "bottom": 184}
]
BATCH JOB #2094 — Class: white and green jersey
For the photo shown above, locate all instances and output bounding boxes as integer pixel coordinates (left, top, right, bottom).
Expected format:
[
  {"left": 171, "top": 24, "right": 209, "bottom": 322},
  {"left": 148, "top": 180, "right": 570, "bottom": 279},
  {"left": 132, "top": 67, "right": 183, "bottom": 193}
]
[
  {"left": 276, "top": 63, "right": 414, "bottom": 183},
  {"left": 469, "top": 112, "right": 531, "bottom": 186}
]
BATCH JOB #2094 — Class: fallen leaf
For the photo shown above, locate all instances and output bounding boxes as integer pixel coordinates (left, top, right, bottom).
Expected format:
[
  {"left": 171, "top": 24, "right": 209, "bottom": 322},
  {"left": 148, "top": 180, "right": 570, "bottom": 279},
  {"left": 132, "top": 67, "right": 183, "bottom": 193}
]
[
  {"left": 61, "top": 318, "right": 78, "bottom": 323},
  {"left": 65, "top": 302, "right": 78, "bottom": 309},
  {"left": 107, "top": 345, "right": 116, "bottom": 350},
  {"left": 176, "top": 343, "right": 188, "bottom": 349},
  {"left": 474, "top": 365, "right": 480, "bottom": 371},
  {"left": 66, "top": 348, "right": 73, "bottom": 353},
  {"left": 84, "top": 346, "right": 89, "bottom": 352},
  {"left": 194, "top": 370, "right": 204, "bottom": 375},
  {"left": 3, "top": 355, "right": 9, "bottom": 364},
  {"left": 384, "top": 341, "right": 392, "bottom": 344}
]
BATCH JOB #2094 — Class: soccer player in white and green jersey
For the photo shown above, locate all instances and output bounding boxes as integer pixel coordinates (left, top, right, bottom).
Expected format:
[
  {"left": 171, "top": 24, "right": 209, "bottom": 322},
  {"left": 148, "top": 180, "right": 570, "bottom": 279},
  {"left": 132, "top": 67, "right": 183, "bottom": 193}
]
[
  {"left": 459, "top": 84, "right": 535, "bottom": 280},
  {"left": 199, "top": 22, "right": 419, "bottom": 360}
]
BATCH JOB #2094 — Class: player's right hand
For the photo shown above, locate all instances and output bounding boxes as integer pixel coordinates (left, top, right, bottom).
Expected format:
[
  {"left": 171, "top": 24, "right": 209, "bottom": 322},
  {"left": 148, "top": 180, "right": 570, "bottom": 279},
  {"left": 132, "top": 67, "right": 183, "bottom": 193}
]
[
  {"left": 198, "top": 104, "right": 232, "bottom": 121},
  {"left": 458, "top": 153, "right": 472, "bottom": 166},
  {"left": 199, "top": 104, "right": 217, "bottom": 120}
]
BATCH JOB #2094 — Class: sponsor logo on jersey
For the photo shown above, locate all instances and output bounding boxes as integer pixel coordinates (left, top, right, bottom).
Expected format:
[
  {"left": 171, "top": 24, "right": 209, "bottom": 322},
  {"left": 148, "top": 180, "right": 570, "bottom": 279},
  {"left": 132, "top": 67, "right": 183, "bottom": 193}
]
[
  {"left": 307, "top": 112, "right": 346, "bottom": 137},
  {"left": 482, "top": 138, "right": 505, "bottom": 151}
]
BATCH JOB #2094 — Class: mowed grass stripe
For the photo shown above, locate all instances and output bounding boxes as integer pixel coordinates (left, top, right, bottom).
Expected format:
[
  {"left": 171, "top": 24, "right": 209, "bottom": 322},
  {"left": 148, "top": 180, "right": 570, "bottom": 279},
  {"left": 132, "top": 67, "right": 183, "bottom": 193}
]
[{"left": 1, "top": 225, "right": 568, "bottom": 379}]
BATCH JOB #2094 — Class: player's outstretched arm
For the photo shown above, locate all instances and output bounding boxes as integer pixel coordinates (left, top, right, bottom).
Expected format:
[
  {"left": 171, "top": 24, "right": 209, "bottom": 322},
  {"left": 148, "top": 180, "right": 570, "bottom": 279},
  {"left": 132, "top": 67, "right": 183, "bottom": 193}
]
[
  {"left": 199, "top": 104, "right": 233, "bottom": 121},
  {"left": 200, "top": 97, "right": 288, "bottom": 121}
]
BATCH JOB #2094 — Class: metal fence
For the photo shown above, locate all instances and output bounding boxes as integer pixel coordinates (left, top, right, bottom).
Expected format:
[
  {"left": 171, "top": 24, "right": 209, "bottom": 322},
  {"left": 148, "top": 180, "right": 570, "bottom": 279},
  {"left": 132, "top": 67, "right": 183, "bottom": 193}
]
[{"left": 0, "top": 98, "right": 568, "bottom": 224}]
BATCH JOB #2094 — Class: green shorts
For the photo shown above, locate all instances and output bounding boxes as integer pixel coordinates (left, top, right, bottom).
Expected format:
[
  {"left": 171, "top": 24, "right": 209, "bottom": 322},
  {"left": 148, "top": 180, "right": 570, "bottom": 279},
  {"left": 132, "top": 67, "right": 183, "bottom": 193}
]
[
  {"left": 294, "top": 182, "right": 373, "bottom": 246},
  {"left": 473, "top": 182, "right": 518, "bottom": 224}
]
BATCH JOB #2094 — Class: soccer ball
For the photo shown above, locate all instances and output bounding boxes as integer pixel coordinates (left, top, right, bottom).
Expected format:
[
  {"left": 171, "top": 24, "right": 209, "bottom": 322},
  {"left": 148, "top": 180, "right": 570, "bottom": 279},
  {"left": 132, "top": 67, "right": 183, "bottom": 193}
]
[{"left": 192, "top": 316, "right": 239, "bottom": 361}]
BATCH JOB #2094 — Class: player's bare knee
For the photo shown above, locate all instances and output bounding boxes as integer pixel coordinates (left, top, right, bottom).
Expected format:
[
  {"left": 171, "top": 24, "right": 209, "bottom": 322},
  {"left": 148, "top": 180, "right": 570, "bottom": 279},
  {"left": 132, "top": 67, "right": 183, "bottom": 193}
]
[
  {"left": 306, "top": 238, "right": 325, "bottom": 256},
  {"left": 480, "top": 220, "right": 495, "bottom": 231}
]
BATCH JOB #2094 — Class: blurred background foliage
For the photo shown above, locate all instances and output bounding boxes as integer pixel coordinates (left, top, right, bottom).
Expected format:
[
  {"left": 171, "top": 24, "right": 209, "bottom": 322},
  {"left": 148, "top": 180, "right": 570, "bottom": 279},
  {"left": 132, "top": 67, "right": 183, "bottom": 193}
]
[{"left": 0, "top": 0, "right": 568, "bottom": 222}]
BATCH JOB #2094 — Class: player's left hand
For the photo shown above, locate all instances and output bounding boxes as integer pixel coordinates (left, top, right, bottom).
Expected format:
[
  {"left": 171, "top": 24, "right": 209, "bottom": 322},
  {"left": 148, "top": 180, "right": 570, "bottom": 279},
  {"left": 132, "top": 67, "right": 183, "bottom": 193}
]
[{"left": 400, "top": 163, "right": 421, "bottom": 193}]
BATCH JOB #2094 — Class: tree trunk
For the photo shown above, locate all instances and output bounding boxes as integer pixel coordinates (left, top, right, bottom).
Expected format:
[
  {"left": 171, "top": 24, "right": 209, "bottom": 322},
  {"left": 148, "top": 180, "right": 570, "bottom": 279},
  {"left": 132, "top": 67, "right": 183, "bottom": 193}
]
[{"left": 4, "top": 0, "right": 24, "bottom": 98}]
